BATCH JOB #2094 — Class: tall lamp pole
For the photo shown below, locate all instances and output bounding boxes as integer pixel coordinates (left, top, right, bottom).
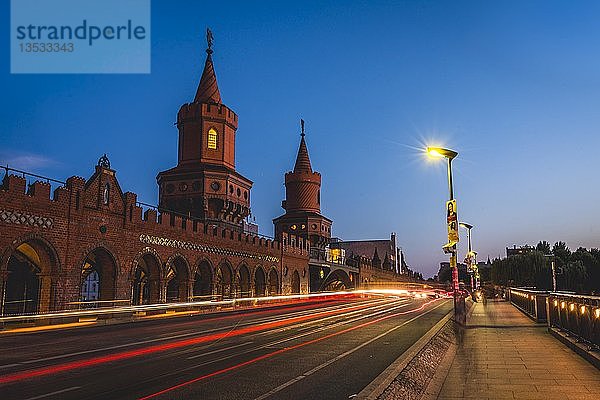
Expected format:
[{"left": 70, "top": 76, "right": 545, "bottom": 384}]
[
  {"left": 427, "top": 146, "right": 465, "bottom": 323},
  {"left": 460, "top": 222, "right": 475, "bottom": 290}
]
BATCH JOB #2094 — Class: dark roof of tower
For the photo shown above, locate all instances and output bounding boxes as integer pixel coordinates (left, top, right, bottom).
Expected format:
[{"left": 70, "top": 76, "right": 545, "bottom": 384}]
[
  {"left": 372, "top": 247, "right": 380, "bottom": 263},
  {"left": 293, "top": 133, "right": 313, "bottom": 173},
  {"left": 383, "top": 252, "right": 391, "bottom": 269},
  {"left": 194, "top": 30, "right": 221, "bottom": 104}
]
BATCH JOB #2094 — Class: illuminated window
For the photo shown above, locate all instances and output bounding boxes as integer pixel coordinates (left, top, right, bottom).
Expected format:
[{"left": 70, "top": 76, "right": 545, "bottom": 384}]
[{"left": 208, "top": 128, "right": 218, "bottom": 149}]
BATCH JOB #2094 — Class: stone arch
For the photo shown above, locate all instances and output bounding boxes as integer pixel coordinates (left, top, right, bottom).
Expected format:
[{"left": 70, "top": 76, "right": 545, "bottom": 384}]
[
  {"left": 164, "top": 253, "right": 191, "bottom": 302},
  {"left": 215, "top": 261, "right": 233, "bottom": 299},
  {"left": 254, "top": 266, "right": 266, "bottom": 297},
  {"left": 236, "top": 262, "right": 251, "bottom": 298},
  {"left": 131, "top": 248, "right": 162, "bottom": 305},
  {"left": 322, "top": 269, "right": 351, "bottom": 291},
  {"left": 291, "top": 270, "right": 301, "bottom": 294},
  {"left": 80, "top": 246, "right": 119, "bottom": 305},
  {"left": 1, "top": 234, "right": 61, "bottom": 315},
  {"left": 193, "top": 257, "right": 213, "bottom": 300},
  {"left": 268, "top": 267, "right": 279, "bottom": 296}
]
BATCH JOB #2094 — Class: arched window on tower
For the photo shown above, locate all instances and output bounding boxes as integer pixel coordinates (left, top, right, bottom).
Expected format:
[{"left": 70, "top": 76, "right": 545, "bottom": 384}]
[
  {"left": 103, "top": 183, "right": 110, "bottom": 205},
  {"left": 208, "top": 128, "right": 218, "bottom": 149},
  {"left": 317, "top": 190, "right": 320, "bottom": 205}
]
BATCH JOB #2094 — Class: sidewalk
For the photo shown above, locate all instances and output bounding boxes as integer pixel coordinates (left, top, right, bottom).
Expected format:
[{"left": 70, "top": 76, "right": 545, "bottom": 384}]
[{"left": 437, "top": 299, "right": 600, "bottom": 400}]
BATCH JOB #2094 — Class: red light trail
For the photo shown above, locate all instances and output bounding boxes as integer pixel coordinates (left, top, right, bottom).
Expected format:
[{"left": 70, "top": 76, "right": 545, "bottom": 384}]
[
  {"left": 0, "top": 299, "right": 378, "bottom": 385},
  {"left": 138, "top": 298, "right": 442, "bottom": 400}
]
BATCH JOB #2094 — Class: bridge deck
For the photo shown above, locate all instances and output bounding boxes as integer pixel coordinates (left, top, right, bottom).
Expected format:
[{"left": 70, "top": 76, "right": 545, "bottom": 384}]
[{"left": 438, "top": 299, "right": 600, "bottom": 399}]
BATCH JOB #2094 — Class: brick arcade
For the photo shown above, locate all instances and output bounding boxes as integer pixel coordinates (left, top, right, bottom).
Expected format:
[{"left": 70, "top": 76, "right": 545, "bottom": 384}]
[{"left": 0, "top": 32, "right": 406, "bottom": 316}]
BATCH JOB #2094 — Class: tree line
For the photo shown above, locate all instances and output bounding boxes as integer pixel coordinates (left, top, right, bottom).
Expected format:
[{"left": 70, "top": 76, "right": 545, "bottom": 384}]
[{"left": 490, "top": 241, "right": 600, "bottom": 294}]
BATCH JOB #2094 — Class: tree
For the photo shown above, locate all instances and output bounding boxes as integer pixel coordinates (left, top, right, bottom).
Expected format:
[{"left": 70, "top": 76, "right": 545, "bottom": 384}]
[
  {"left": 490, "top": 241, "right": 599, "bottom": 294},
  {"left": 536, "top": 241, "right": 551, "bottom": 255},
  {"left": 552, "top": 241, "right": 571, "bottom": 267},
  {"left": 437, "top": 263, "right": 452, "bottom": 283},
  {"left": 587, "top": 249, "right": 600, "bottom": 294}
]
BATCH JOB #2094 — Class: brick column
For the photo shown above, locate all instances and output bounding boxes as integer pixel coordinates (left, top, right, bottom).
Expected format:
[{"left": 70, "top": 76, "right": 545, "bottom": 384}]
[{"left": 38, "top": 273, "right": 52, "bottom": 313}]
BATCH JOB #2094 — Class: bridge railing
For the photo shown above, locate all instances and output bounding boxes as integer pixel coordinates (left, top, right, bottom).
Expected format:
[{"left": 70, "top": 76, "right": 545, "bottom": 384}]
[
  {"left": 508, "top": 288, "right": 549, "bottom": 322},
  {"left": 547, "top": 292, "right": 600, "bottom": 349}
]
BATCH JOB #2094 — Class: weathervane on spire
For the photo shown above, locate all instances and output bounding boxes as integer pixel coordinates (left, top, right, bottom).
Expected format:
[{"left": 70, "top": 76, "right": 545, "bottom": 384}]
[
  {"left": 206, "top": 28, "right": 214, "bottom": 54},
  {"left": 300, "top": 119, "right": 305, "bottom": 137}
]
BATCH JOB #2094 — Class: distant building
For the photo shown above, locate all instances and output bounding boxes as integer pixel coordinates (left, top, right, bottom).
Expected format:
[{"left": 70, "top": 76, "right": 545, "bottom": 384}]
[
  {"left": 436, "top": 261, "right": 468, "bottom": 283},
  {"left": 506, "top": 245, "right": 534, "bottom": 257},
  {"left": 329, "top": 233, "right": 402, "bottom": 274}
]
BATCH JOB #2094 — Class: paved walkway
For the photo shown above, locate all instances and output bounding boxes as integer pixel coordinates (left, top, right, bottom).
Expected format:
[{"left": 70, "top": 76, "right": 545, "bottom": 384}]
[{"left": 437, "top": 299, "right": 600, "bottom": 400}]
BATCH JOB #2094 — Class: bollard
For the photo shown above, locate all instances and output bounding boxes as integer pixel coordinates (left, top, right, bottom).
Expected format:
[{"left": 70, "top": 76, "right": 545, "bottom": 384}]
[{"left": 454, "top": 293, "right": 466, "bottom": 325}]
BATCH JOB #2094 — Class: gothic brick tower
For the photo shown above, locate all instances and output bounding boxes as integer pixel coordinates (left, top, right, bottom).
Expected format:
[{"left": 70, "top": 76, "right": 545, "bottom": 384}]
[
  {"left": 157, "top": 29, "right": 252, "bottom": 232},
  {"left": 273, "top": 120, "right": 331, "bottom": 248}
]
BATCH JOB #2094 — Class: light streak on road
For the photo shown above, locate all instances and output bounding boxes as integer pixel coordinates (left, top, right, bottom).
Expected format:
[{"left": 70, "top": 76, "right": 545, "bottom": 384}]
[
  {"left": 0, "top": 289, "right": 439, "bottom": 324},
  {"left": 0, "top": 298, "right": 385, "bottom": 385},
  {"left": 138, "top": 298, "right": 446, "bottom": 400}
]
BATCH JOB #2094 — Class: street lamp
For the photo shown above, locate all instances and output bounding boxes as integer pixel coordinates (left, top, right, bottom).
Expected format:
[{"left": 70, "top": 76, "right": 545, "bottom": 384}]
[
  {"left": 543, "top": 254, "right": 557, "bottom": 292},
  {"left": 426, "top": 147, "right": 458, "bottom": 199},
  {"left": 459, "top": 222, "right": 476, "bottom": 290},
  {"left": 426, "top": 146, "right": 465, "bottom": 323}
]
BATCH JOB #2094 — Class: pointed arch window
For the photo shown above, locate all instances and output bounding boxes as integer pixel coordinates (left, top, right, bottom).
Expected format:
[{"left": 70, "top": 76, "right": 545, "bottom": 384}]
[
  {"left": 208, "top": 128, "right": 218, "bottom": 149},
  {"left": 103, "top": 183, "right": 110, "bottom": 205}
]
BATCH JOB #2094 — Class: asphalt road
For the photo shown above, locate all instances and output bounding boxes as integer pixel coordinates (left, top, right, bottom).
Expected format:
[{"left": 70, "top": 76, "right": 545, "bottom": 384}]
[{"left": 0, "top": 294, "right": 452, "bottom": 400}]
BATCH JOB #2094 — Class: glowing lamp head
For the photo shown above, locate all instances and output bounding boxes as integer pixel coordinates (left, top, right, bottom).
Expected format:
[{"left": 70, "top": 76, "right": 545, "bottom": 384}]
[
  {"left": 427, "top": 148, "right": 443, "bottom": 158},
  {"left": 426, "top": 146, "right": 458, "bottom": 160}
]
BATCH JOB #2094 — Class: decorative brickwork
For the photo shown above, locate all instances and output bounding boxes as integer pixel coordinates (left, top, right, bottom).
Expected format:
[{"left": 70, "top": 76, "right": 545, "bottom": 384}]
[
  {"left": 0, "top": 209, "right": 53, "bottom": 229},
  {"left": 139, "top": 234, "right": 279, "bottom": 263}
]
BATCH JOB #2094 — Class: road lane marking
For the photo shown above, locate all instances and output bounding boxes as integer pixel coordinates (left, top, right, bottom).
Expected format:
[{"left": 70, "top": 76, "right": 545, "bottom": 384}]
[
  {"left": 0, "top": 363, "right": 21, "bottom": 370},
  {"left": 137, "top": 299, "right": 448, "bottom": 400},
  {"left": 253, "top": 300, "right": 451, "bottom": 400},
  {"left": 23, "top": 386, "right": 81, "bottom": 400}
]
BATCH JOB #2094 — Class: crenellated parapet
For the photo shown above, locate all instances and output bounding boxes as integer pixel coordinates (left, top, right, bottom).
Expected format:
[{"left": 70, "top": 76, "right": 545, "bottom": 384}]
[
  {"left": 2, "top": 174, "right": 71, "bottom": 207},
  {"left": 0, "top": 164, "right": 310, "bottom": 265},
  {"left": 177, "top": 102, "right": 238, "bottom": 129}
]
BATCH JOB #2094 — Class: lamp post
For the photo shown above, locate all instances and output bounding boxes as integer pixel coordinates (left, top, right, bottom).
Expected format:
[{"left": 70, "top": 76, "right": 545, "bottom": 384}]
[
  {"left": 427, "top": 146, "right": 465, "bottom": 323},
  {"left": 544, "top": 254, "right": 557, "bottom": 292},
  {"left": 459, "top": 222, "right": 476, "bottom": 290}
]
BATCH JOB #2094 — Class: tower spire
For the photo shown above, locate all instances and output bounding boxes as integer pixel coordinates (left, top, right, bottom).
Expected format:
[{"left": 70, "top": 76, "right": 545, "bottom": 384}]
[
  {"left": 194, "top": 28, "right": 221, "bottom": 104},
  {"left": 293, "top": 119, "right": 312, "bottom": 173}
]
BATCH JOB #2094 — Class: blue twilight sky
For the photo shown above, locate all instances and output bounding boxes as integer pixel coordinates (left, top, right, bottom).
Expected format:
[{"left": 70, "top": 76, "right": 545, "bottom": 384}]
[{"left": 2, "top": 0, "right": 600, "bottom": 278}]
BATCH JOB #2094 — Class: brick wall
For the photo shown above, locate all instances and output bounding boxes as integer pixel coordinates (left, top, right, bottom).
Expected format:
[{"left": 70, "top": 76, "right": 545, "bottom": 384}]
[{"left": 0, "top": 166, "right": 309, "bottom": 314}]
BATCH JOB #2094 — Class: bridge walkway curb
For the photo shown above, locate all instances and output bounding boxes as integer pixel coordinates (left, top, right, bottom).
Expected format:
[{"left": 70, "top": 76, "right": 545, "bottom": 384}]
[{"left": 355, "top": 300, "right": 459, "bottom": 400}]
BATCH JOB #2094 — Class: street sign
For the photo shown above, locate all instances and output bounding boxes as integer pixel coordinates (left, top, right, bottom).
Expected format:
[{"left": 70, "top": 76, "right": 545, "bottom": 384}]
[{"left": 446, "top": 199, "right": 459, "bottom": 243}]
